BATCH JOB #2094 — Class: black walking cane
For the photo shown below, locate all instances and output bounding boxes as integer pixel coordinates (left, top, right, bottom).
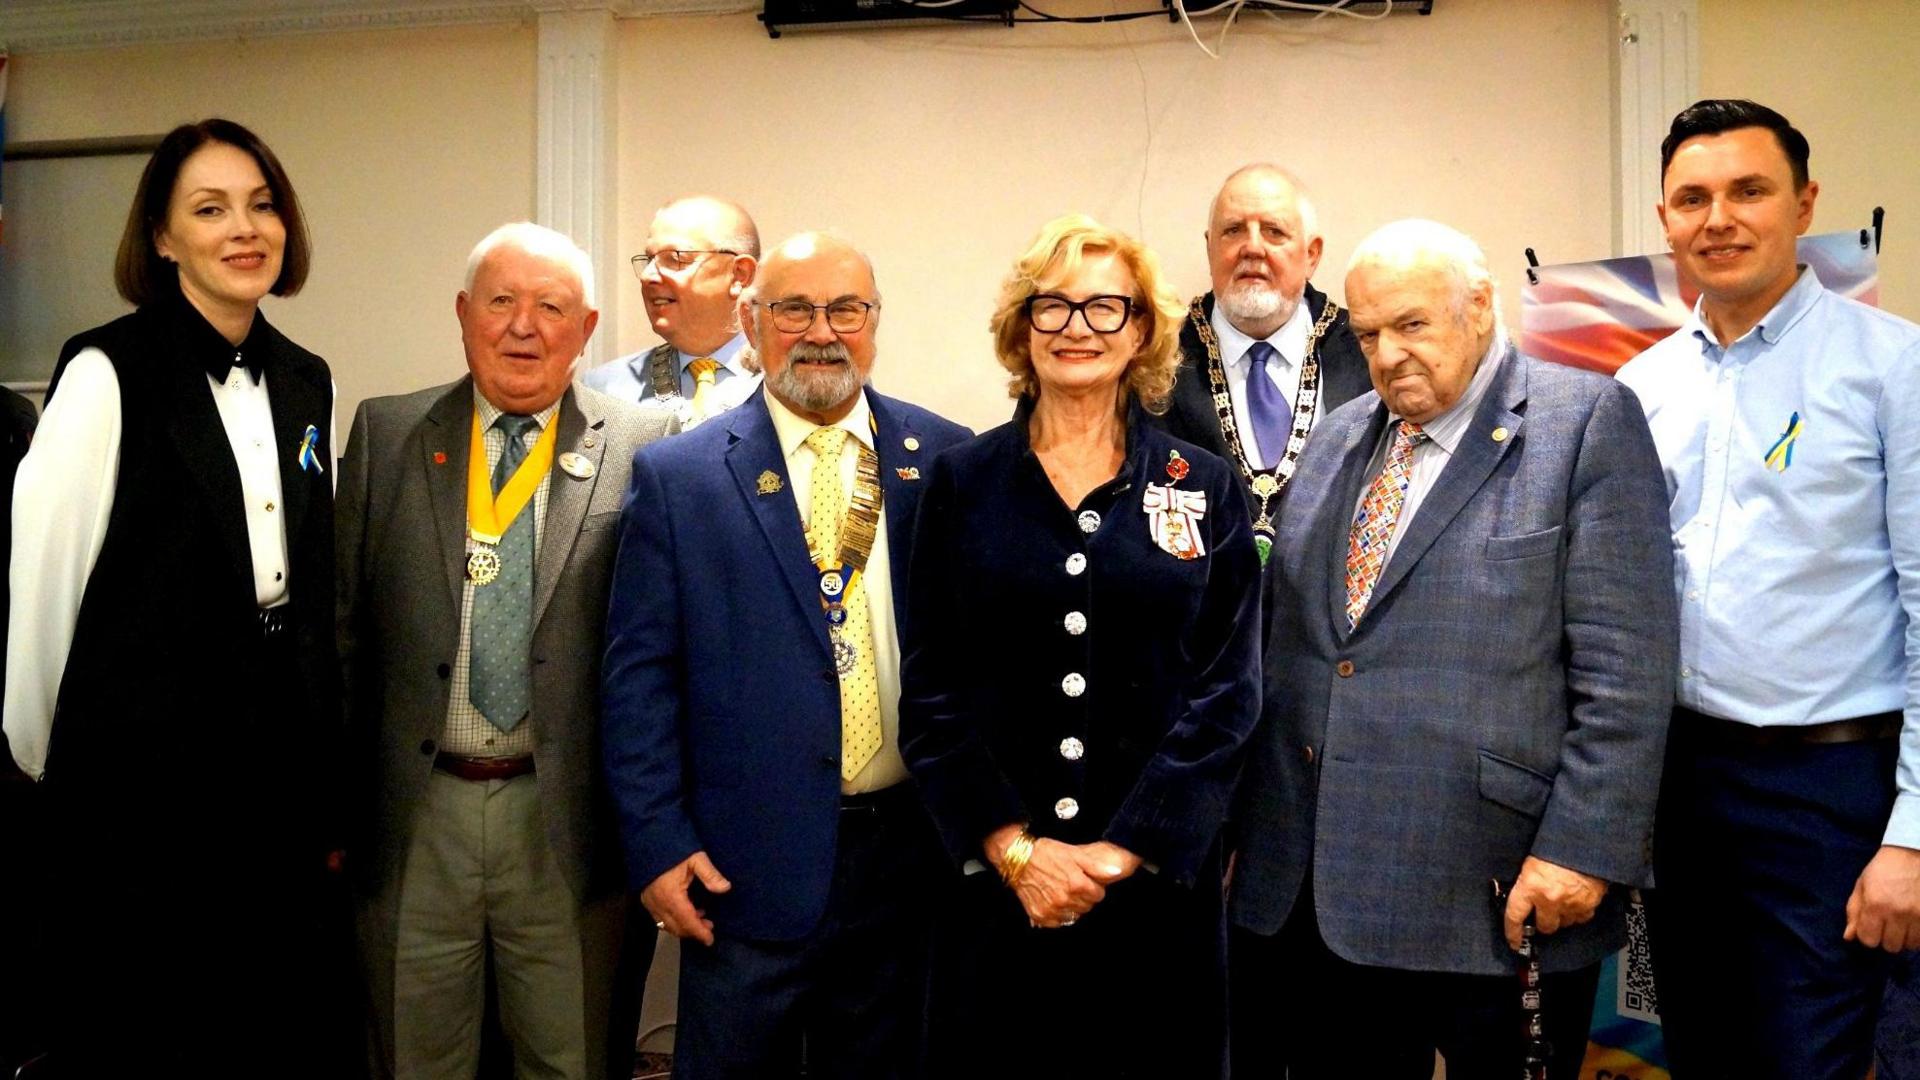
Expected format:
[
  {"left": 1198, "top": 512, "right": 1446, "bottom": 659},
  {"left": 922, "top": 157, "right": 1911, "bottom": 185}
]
[{"left": 1490, "top": 879, "right": 1553, "bottom": 1080}]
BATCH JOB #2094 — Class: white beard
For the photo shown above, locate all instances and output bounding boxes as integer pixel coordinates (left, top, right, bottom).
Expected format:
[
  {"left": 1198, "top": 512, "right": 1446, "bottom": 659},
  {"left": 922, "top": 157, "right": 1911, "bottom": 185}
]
[{"left": 1218, "top": 280, "right": 1299, "bottom": 329}]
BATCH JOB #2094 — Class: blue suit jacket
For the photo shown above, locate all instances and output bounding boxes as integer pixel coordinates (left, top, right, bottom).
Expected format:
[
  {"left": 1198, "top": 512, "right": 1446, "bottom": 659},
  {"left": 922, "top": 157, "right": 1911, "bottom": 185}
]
[
  {"left": 1229, "top": 348, "right": 1678, "bottom": 975},
  {"left": 601, "top": 386, "right": 970, "bottom": 942}
]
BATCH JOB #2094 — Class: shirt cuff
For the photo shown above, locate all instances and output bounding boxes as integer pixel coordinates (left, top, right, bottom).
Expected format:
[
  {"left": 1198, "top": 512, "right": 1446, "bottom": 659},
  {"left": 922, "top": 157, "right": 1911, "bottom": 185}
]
[{"left": 1884, "top": 791, "right": 1920, "bottom": 850}]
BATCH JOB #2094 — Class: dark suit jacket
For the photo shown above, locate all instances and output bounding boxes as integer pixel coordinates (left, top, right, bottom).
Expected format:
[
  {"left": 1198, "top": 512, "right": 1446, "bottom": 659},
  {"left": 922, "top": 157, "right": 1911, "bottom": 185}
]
[
  {"left": 899, "top": 399, "right": 1262, "bottom": 886},
  {"left": 1153, "top": 286, "right": 1372, "bottom": 518},
  {"left": 602, "top": 387, "right": 970, "bottom": 942},
  {"left": 1230, "top": 347, "right": 1678, "bottom": 976},
  {"left": 337, "top": 379, "right": 672, "bottom": 910}
]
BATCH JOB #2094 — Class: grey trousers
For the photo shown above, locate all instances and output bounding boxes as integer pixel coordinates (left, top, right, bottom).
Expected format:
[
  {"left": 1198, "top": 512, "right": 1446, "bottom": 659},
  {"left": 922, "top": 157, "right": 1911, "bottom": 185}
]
[{"left": 388, "top": 770, "right": 615, "bottom": 1080}]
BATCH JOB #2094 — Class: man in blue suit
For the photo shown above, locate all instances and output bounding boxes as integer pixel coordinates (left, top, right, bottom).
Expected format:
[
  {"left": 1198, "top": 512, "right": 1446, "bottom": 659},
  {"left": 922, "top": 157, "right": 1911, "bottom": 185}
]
[
  {"left": 1228, "top": 219, "right": 1677, "bottom": 1079},
  {"left": 601, "top": 231, "right": 970, "bottom": 1079}
]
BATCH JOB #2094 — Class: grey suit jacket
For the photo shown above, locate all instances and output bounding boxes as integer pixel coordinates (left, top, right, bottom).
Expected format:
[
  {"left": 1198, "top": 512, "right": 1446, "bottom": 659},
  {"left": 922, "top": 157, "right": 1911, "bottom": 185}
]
[
  {"left": 1230, "top": 348, "right": 1677, "bottom": 976},
  {"left": 336, "top": 377, "right": 673, "bottom": 910}
]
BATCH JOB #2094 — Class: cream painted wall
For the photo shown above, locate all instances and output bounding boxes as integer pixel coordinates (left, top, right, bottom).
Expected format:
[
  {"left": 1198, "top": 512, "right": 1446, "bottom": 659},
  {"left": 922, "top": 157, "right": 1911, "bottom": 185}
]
[
  {"left": 1700, "top": 0, "right": 1919, "bottom": 320},
  {"left": 6, "top": 23, "right": 538, "bottom": 423},
  {"left": 611, "top": 0, "right": 1615, "bottom": 432}
]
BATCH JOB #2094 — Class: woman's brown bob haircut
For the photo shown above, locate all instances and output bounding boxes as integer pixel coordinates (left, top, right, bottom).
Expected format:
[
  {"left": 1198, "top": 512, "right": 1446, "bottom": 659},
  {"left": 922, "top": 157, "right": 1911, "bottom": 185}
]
[{"left": 114, "top": 118, "right": 311, "bottom": 307}]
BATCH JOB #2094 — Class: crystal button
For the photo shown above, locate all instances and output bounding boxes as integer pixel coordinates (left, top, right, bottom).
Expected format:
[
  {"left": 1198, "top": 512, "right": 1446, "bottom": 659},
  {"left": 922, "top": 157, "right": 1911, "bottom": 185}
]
[
  {"left": 1063, "top": 611, "right": 1087, "bottom": 636},
  {"left": 1077, "top": 510, "right": 1101, "bottom": 534},
  {"left": 1059, "top": 737, "right": 1084, "bottom": 761},
  {"left": 1065, "top": 553, "right": 1086, "bottom": 576},
  {"left": 1054, "top": 797, "right": 1080, "bottom": 820},
  {"left": 1061, "top": 673, "right": 1085, "bottom": 697}
]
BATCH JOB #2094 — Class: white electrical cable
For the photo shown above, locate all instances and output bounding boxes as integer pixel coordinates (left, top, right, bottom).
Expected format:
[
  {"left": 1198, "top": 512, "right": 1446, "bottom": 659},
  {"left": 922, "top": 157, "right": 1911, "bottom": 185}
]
[{"left": 1176, "top": 0, "right": 1395, "bottom": 59}]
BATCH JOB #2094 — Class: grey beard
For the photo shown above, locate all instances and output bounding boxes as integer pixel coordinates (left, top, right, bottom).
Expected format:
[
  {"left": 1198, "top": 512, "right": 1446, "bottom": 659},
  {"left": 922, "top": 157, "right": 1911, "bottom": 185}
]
[{"left": 771, "top": 341, "right": 865, "bottom": 413}]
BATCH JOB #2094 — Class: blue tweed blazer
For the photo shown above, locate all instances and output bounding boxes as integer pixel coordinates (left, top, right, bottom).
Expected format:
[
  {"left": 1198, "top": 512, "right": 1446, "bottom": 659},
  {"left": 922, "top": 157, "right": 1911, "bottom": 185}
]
[{"left": 1229, "top": 346, "right": 1678, "bottom": 976}]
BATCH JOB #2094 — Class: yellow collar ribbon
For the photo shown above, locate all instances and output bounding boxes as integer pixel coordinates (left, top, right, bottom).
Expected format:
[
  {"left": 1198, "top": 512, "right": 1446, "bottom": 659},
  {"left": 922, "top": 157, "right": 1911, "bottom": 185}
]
[{"left": 467, "top": 410, "right": 558, "bottom": 543}]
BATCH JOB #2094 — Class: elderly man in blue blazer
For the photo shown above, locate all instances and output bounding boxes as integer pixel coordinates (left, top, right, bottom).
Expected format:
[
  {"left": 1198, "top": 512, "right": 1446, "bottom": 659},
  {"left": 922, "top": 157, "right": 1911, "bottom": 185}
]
[
  {"left": 1228, "top": 219, "right": 1677, "bottom": 1080},
  {"left": 601, "top": 231, "right": 970, "bottom": 1079}
]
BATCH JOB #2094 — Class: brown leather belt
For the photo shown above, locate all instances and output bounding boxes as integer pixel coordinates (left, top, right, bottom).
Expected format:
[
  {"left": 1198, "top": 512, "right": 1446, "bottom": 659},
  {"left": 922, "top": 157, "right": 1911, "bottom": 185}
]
[
  {"left": 434, "top": 753, "right": 536, "bottom": 781},
  {"left": 1677, "top": 707, "right": 1902, "bottom": 747}
]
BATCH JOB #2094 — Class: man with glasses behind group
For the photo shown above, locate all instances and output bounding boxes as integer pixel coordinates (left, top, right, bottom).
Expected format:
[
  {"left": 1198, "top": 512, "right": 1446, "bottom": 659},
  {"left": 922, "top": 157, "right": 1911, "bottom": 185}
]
[
  {"left": 601, "top": 232, "right": 970, "bottom": 1078},
  {"left": 585, "top": 195, "right": 761, "bottom": 429}
]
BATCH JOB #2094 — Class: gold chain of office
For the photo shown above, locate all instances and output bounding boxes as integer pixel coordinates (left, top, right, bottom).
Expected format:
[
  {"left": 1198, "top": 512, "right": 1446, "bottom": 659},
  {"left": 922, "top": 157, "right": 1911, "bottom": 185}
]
[{"left": 1191, "top": 294, "right": 1340, "bottom": 557}]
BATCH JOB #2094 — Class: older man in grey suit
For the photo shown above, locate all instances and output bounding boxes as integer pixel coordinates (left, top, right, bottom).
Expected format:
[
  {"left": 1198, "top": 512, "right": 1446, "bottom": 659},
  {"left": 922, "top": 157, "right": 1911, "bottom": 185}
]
[
  {"left": 338, "top": 222, "right": 674, "bottom": 1079},
  {"left": 1228, "top": 219, "right": 1676, "bottom": 1080}
]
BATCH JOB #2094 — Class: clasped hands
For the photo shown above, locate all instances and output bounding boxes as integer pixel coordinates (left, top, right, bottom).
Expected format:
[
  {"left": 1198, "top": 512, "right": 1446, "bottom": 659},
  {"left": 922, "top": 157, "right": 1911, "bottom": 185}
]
[{"left": 985, "top": 823, "right": 1142, "bottom": 929}]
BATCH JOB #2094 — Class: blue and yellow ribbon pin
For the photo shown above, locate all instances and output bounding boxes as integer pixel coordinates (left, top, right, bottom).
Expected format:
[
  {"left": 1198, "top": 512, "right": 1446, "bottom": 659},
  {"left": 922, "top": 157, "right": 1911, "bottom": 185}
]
[
  {"left": 1763, "top": 411, "right": 1802, "bottom": 473},
  {"left": 297, "top": 424, "right": 325, "bottom": 475}
]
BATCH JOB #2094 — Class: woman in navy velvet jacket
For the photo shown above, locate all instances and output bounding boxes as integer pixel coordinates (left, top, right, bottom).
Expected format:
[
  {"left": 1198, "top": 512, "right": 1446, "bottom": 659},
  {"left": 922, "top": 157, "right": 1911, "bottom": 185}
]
[{"left": 900, "top": 214, "right": 1262, "bottom": 1079}]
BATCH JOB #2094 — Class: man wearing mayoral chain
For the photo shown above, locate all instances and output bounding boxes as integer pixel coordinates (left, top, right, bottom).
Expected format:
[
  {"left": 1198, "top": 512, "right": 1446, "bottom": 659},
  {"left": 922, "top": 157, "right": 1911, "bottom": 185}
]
[
  {"left": 601, "top": 231, "right": 969, "bottom": 1078},
  {"left": 1152, "top": 164, "right": 1371, "bottom": 567},
  {"left": 337, "top": 222, "right": 673, "bottom": 1079}
]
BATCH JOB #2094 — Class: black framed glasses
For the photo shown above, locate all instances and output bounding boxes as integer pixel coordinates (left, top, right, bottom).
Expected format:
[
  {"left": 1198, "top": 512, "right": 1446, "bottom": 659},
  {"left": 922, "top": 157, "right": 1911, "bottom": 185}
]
[
  {"left": 1026, "top": 294, "right": 1136, "bottom": 334},
  {"left": 631, "top": 249, "right": 739, "bottom": 277},
  {"left": 754, "top": 299, "right": 879, "bottom": 334}
]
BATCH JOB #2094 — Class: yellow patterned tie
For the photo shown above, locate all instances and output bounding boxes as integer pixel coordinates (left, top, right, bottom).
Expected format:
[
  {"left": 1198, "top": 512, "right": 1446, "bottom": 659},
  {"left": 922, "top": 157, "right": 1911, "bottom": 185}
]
[
  {"left": 688, "top": 357, "right": 720, "bottom": 420},
  {"left": 805, "top": 427, "right": 883, "bottom": 782},
  {"left": 1344, "top": 420, "right": 1427, "bottom": 629}
]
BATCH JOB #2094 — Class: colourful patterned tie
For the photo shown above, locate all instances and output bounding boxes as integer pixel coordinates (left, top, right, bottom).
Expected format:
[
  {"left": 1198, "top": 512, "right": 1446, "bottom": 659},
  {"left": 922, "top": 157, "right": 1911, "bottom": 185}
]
[
  {"left": 1344, "top": 420, "right": 1427, "bottom": 629},
  {"left": 688, "top": 357, "right": 720, "bottom": 421},
  {"left": 470, "top": 414, "right": 537, "bottom": 731},
  {"left": 805, "top": 427, "right": 883, "bottom": 782}
]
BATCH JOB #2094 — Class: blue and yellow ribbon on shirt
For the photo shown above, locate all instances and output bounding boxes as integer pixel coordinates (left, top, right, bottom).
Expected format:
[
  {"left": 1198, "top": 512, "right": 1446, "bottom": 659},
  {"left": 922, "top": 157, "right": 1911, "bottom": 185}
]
[
  {"left": 1764, "top": 411, "right": 1802, "bottom": 473},
  {"left": 297, "top": 424, "right": 325, "bottom": 475}
]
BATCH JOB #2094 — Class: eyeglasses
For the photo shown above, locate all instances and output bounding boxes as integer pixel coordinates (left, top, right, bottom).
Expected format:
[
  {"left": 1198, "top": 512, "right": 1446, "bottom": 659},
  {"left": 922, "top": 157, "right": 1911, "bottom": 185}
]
[
  {"left": 631, "top": 249, "right": 739, "bottom": 277},
  {"left": 753, "top": 299, "right": 879, "bottom": 334},
  {"left": 1026, "top": 294, "right": 1136, "bottom": 334}
]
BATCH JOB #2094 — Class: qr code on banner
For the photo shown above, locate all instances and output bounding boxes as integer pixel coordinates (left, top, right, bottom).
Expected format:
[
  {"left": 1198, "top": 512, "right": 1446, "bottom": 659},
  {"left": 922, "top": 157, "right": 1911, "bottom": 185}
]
[{"left": 1618, "top": 891, "right": 1660, "bottom": 1023}]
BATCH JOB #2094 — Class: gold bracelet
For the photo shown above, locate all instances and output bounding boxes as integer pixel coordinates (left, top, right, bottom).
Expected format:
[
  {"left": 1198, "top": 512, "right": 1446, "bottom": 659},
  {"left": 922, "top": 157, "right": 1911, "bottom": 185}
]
[{"left": 998, "top": 829, "right": 1036, "bottom": 887}]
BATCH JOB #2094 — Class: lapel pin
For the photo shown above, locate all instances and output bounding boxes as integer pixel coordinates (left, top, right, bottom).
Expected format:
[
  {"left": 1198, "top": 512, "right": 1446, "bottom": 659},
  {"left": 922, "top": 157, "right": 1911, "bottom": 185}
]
[
  {"left": 903, "top": 436, "right": 921, "bottom": 452},
  {"left": 297, "top": 425, "right": 325, "bottom": 475},
  {"left": 558, "top": 451, "right": 596, "bottom": 480},
  {"left": 895, "top": 466, "right": 921, "bottom": 481},
  {"left": 1166, "top": 449, "right": 1190, "bottom": 481},
  {"left": 1491, "top": 427, "right": 1510, "bottom": 443},
  {"left": 583, "top": 433, "right": 598, "bottom": 449},
  {"left": 757, "top": 469, "right": 785, "bottom": 495},
  {"left": 433, "top": 451, "right": 448, "bottom": 465}
]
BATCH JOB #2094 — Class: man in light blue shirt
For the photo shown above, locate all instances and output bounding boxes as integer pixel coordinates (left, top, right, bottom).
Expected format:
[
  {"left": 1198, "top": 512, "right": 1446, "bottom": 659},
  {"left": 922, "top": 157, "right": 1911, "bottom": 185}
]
[
  {"left": 1618, "top": 99, "right": 1920, "bottom": 1080},
  {"left": 583, "top": 195, "right": 761, "bottom": 429}
]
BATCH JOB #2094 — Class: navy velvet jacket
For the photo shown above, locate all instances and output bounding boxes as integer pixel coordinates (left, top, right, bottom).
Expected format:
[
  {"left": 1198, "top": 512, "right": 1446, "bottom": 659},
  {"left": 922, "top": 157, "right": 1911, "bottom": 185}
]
[{"left": 899, "top": 398, "right": 1262, "bottom": 886}]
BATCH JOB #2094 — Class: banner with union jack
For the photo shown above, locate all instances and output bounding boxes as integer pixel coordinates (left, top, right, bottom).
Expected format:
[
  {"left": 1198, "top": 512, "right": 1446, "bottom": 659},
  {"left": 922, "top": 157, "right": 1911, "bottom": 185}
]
[{"left": 1519, "top": 229, "right": 1880, "bottom": 375}]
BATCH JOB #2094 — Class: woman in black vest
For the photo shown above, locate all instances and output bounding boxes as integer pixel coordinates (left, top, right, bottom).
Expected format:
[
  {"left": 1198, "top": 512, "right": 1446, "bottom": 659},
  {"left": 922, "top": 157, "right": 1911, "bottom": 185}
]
[{"left": 4, "top": 119, "right": 347, "bottom": 1075}]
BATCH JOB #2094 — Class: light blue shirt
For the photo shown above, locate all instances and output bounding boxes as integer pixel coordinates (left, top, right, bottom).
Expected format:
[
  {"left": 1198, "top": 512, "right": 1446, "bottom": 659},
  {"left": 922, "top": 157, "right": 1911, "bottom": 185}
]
[
  {"left": 1617, "top": 268, "right": 1920, "bottom": 847},
  {"left": 582, "top": 332, "right": 752, "bottom": 402}
]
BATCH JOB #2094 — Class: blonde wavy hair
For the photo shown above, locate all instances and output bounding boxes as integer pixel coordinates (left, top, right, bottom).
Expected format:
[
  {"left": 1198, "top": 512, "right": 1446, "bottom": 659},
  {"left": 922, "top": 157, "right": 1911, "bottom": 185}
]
[{"left": 989, "top": 214, "right": 1187, "bottom": 414}]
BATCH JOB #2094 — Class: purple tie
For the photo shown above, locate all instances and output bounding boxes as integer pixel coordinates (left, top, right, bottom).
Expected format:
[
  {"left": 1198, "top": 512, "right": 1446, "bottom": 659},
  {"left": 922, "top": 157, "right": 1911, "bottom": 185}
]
[{"left": 1245, "top": 341, "right": 1293, "bottom": 465}]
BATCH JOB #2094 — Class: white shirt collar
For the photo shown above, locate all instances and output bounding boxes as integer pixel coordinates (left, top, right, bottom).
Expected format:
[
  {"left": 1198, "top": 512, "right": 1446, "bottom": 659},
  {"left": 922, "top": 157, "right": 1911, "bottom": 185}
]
[
  {"left": 766, "top": 385, "right": 875, "bottom": 460},
  {"left": 1211, "top": 293, "right": 1312, "bottom": 372}
]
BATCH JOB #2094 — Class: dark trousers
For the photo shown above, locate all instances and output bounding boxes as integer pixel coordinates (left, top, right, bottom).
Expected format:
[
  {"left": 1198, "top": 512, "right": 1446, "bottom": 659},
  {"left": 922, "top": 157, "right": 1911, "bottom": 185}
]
[
  {"left": 672, "top": 789, "right": 938, "bottom": 1080},
  {"left": 1229, "top": 890, "right": 1600, "bottom": 1080},
  {"left": 927, "top": 848, "right": 1229, "bottom": 1080},
  {"left": 1646, "top": 714, "right": 1902, "bottom": 1080}
]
